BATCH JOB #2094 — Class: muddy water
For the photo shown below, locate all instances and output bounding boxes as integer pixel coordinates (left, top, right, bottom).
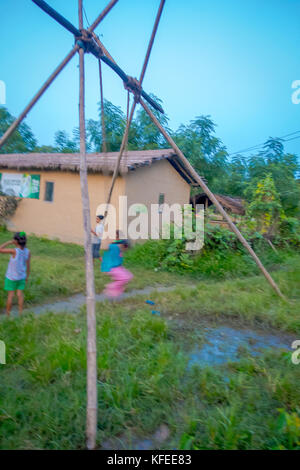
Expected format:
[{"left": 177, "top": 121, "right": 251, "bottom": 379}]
[
  {"left": 102, "top": 325, "right": 292, "bottom": 450},
  {"left": 188, "top": 325, "right": 291, "bottom": 368}
]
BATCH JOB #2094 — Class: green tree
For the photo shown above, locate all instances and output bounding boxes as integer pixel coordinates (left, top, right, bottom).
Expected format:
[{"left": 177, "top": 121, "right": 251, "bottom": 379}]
[
  {"left": 86, "top": 96, "right": 170, "bottom": 152},
  {"left": 54, "top": 130, "right": 79, "bottom": 153},
  {"left": 0, "top": 107, "right": 37, "bottom": 153},
  {"left": 222, "top": 154, "right": 248, "bottom": 197},
  {"left": 128, "top": 96, "right": 170, "bottom": 150},
  {"left": 246, "top": 174, "right": 283, "bottom": 239},
  {"left": 87, "top": 100, "right": 126, "bottom": 152},
  {"left": 174, "top": 115, "right": 228, "bottom": 192},
  {"left": 248, "top": 137, "right": 300, "bottom": 216}
]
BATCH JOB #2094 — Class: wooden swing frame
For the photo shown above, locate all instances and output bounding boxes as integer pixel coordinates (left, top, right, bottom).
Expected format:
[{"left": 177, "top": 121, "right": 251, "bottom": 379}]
[{"left": 0, "top": 0, "right": 285, "bottom": 450}]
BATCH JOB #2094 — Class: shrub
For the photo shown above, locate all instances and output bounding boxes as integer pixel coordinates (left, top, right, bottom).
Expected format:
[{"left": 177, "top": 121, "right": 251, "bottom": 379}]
[{"left": 0, "top": 194, "right": 20, "bottom": 227}]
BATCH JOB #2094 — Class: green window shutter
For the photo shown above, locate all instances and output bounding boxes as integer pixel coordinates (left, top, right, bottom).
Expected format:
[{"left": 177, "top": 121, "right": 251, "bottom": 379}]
[{"left": 44, "top": 182, "right": 54, "bottom": 202}]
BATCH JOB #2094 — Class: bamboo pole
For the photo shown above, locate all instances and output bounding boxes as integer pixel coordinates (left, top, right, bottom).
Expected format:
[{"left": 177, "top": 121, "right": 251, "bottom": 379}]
[
  {"left": 78, "top": 0, "right": 97, "bottom": 450},
  {"left": 0, "top": 46, "right": 78, "bottom": 150},
  {"left": 92, "top": 34, "right": 117, "bottom": 64},
  {"left": 89, "top": 0, "right": 119, "bottom": 32},
  {"left": 139, "top": 0, "right": 165, "bottom": 85},
  {"left": 140, "top": 98, "right": 286, "bottom": 300},
  {"left": 0, "top": 0, "right": 119, "bottom": 151}
]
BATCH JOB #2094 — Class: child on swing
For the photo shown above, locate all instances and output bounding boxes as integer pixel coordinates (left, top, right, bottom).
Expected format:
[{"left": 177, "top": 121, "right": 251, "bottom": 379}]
[
  {"left": 0, "top": 232, "right": 31, "bottom": 316},
  {"left": 101, "top": 230, "right": 133, "bottom": 298}
]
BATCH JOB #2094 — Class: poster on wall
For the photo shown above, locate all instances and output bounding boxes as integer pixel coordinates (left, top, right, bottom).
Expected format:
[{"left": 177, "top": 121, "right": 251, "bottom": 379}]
[{"left": 0, "top": 173, "right": 40, "bottom": 199}]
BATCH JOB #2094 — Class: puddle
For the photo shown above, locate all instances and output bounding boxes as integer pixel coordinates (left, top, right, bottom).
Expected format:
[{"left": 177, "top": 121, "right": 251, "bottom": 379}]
[
  {"left": 101, "top": 424, "right": 170, "bottom": 450},
  {"left": 102, "top": 437, "right": 154, "bottom": 451},
  {"left": 188, "top": 326, "right": 291, "bottom": 368}
]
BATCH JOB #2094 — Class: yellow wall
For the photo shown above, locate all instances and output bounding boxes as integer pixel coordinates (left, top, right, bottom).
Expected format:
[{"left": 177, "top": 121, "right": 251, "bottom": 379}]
[
  {"left": 2, "top": 160, "right": 191, "bottom": 246},
  {"left": 124, "top": 159, "right": 191, "bottom": 240},
  {"left": 3, "top": 169, "right": 125, "bottom": 245}
]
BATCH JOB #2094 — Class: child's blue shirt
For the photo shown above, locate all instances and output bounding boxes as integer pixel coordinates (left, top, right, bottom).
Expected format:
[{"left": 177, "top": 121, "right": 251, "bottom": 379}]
[{"left": 101, "top": 242, "right": 123, "bottom": 272}]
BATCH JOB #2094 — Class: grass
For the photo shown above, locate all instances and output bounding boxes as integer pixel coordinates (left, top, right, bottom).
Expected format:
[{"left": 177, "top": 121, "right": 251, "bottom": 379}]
[
  {"left": 0, "top": 249, "right": 299, "bottom": 449},
  {"left": 0, "top": 229, "right": 297, "bottom": 311},
  {"left": 144, "top": 255, "right": 300, "bottom": 334},
  {"left": 0, "top": 232, "right": 193, "bottom": 310}
]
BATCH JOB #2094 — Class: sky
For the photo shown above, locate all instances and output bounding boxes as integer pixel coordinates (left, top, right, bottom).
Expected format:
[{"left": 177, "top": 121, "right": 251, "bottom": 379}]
[{"left": 1, "top": 0, "right": 300, "bottom": 158}]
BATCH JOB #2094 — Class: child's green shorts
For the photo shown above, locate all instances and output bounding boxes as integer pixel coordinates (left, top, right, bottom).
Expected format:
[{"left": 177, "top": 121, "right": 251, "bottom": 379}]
[{"left": 4, "top": 278, "right": 26, "bottom": 291}]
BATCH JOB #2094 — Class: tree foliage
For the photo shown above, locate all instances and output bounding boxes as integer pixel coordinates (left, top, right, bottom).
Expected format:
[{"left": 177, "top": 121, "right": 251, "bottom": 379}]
[
  {"left": 0, "top": 194, "right": 20, "bottom": 226},
  {"left": 0, "top": 104, "right": 299, "bottom": 225},
  {"left": 174, "top": 116, "right": 228, "bottom": 192},
  {"left": 246, "top": 174, "right": 283, "bottom": 239},
  {"left": 0, "top": 107, "right": 37, "bottom": 153}
]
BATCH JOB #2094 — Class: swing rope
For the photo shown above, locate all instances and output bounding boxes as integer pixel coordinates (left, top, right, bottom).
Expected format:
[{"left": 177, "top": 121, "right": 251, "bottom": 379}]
[
  {"left": 103, "top": 0, "right": 166, "bottom": 212},
  {"left": 98, "top": 58, "right": 107, "bottom": 153}
]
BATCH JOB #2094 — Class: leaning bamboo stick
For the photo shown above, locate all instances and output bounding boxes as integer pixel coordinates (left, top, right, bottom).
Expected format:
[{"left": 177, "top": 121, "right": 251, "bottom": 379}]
[
  {"left": 78, "top": 0, "right": 97, "bottom": 450},
  {"left": 0, "top": 0, "right": 119, "bottom": 151},
  {"left": 0, "top": 46, "right": 78, "bottom": 150},
  {"left": 89, "top": 0, "right": 119, "bottom": 32},
  {"left": 140, "top": 98, "right": 286, "bottom": 301}
]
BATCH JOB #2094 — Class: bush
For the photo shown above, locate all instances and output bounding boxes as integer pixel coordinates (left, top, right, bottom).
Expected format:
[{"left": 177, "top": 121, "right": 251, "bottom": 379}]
[
  {"left": 278, "top": 216, "right": 300, "bottom": 248},
  {"left": 0, "top": 194, "right": 20, "bottom": 227}
]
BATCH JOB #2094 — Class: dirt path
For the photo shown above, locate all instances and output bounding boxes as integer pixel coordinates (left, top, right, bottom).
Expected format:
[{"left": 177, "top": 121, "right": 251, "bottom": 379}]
[{"left": 18, "top": 285, "right": 177, "bottom": 316}]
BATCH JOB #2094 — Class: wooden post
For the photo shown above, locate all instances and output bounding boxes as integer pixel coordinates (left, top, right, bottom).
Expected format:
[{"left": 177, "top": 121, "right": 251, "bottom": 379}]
[
  {"left": 140, "top": 98, "right": 286, "bottom": 300},
  {"left": 78, "top": 0, "right": 97, "bottom": 450}
]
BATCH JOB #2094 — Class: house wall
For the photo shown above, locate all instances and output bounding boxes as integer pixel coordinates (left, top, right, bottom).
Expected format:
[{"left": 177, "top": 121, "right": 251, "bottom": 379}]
[
  {"left": 1, "top": 160, "right": 191, "bottom": 247},
  {"left": 124, "top": 159, "right": 191, "bottom": 241},
  {"left": 2, "top": 169, "right": 125, "bottom": 246}
]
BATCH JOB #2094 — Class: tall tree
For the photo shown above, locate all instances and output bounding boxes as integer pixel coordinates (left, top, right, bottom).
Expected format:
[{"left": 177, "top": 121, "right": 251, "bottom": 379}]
[
  {"left": 54, "top": 130, "right": 79, "bottom": 153},
  {"left": 174, "top": 115, "right": 228, "bottom": 192},
  {"left": 246, "top": 174, "right": 283, "bottom": 240},
  {"left": 223, "top": 154, "right": 248, "bottom": 196},
  {"left": 128, "top": 96, "right": 170, "bottom": 150},
  {"left": 87, "top": 100, "right": 126, "bottom": 152},
  {"left": 0, "top": 107, "right": 37, "bottom": 153},
  {"left": 248, "top": 137, "right": 300, "bottom": 216}
]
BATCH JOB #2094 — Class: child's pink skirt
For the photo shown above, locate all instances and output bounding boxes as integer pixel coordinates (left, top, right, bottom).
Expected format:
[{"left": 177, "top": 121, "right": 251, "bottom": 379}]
[{"left": 104, "top": 266, "right": 133, "bottom": 298}]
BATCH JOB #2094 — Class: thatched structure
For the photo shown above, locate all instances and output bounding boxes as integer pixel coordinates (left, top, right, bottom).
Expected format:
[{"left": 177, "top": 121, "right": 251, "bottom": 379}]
[
  {"left": 0, "top": 149, "right": 199, "bottom": 185},
  {"left": 191, "top": 192, "right": 245, "bottom": 215}
]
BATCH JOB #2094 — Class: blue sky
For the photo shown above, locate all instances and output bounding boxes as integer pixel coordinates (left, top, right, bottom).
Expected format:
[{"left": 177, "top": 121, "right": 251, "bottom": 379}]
[{"left": 1, "top": 0, "right": 300, "bottom": 157}]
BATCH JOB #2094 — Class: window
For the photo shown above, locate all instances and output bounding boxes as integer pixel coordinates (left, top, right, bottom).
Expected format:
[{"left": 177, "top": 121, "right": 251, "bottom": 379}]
[
  {"left": 44, "top": 182, "right": 54, "bottom": 202},
  {"left": 158, "top": 193, "right": 165, "bottom": 213}
]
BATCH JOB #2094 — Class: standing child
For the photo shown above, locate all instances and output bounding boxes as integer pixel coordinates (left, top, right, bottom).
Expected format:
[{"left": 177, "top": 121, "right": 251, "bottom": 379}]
[
  {"left": 0, "top": 232, "right": 31, "bottom": 316},
  {"left": 91, "top": 215, "right": 104, "bottom": 263},
  {"left": 101, "top": 230, "right": 133, "bottom": 298}
]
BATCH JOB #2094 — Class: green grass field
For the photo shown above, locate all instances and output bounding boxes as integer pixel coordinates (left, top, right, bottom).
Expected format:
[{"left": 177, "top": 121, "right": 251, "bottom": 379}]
[
  {"left": 0, "top": 232, "right": 299, "bottom": 449},
  {"left": 0, "top": 230, "right": 296, "bottom": 310},
  {"left": 0, "top": 232, "right": 193, "bottom": 310}
]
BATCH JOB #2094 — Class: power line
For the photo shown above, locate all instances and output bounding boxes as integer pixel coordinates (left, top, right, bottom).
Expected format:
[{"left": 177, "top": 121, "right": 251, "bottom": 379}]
[
  {"left": 229, "top": 130, "right": 300, "bottom": 157},
  {"left": 284, "top": 135, "right": 300, "bottom": 143}
]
